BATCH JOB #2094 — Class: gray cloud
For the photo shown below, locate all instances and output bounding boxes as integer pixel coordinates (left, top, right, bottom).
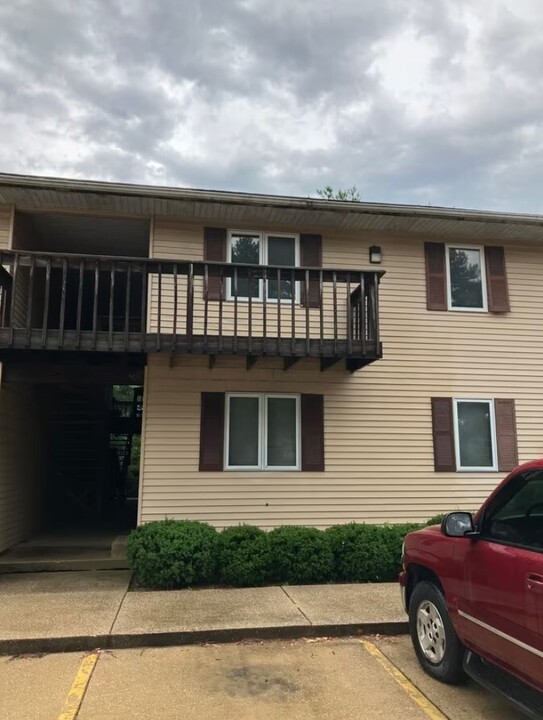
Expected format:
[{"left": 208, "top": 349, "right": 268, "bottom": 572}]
[{"left": 0, "top": 0, "right": 543, "bottom": 211}]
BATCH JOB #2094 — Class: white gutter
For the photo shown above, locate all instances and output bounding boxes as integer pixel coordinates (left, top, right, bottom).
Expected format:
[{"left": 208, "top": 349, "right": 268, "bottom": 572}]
[{"left": 1, "top": 172, "right": 543, "bottom": 228}]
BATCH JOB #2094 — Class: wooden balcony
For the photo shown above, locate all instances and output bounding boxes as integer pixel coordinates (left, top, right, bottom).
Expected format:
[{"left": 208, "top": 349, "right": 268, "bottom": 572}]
[{"left": 0, "top": 250, "right": 384, "bottom": 371}]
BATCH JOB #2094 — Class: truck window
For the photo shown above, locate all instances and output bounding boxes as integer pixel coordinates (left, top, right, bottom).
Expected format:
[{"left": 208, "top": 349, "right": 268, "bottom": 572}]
[{"left": 483, "top": 469, "right": 543, "bottom": 550}]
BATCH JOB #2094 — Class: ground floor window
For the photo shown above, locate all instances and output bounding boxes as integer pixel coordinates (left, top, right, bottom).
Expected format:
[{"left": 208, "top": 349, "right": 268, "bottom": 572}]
[
  {"left": 225, "top": 393, "right": 300, "bottom": 470},
  {"left": 453, "top": 399, "right": 497, "bottom": 471},
  {"left": 431, "top": 396, "right": 517, "bottom": 473}
]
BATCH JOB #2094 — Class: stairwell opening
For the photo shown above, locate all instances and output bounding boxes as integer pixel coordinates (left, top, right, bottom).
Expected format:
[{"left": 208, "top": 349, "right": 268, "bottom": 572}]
[
  {"left": 109, "top": 384, "right": 143, "bottom": 517},
  {"left": 39, "top": 382, "right": 143, "bottom": 533},
  {"left": 0, "top": 373, "right": 144, "bottom": 570}
]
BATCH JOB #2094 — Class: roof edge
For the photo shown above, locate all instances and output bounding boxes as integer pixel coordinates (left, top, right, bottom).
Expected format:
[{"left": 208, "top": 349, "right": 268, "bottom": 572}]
[{"left": 1, "top": 172, "right": 543, "bottom": 228}]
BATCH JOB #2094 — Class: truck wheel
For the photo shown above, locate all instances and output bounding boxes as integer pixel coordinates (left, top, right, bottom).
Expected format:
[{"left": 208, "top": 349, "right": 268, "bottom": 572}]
[{"left": 409, "top": 580, "right": 466, "bottom": 684}]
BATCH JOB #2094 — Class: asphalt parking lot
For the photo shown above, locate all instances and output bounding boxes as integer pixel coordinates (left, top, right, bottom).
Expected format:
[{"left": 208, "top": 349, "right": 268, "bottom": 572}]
[{"left": 0, "top": 636, "right": 524, "bottom": 719}]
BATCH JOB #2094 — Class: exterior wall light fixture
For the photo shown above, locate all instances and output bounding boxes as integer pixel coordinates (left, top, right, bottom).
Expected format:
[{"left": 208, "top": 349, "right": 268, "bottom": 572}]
[{"left": 369, "top": 245, "right": 382, "bottom": 264}]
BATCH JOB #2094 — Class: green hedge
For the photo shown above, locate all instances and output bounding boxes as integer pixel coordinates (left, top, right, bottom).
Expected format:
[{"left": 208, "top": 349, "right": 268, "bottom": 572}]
[
  {"left": 268, "top": 526, "right": 334, "bottom": 585},
  {"left": 126, "top": 519, "right": 219, "bottom": 589},
  {"left": 218, "top": 525, "right": 272, "bottom": 587},
  {"left": 127, "top": 518, "right": 429, "bottom": 589}
]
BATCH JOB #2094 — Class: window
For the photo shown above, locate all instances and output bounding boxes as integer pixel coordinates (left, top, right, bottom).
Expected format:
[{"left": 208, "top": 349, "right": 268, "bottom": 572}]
[
  {"left": 446, "top": 245, "right": 487, "bottom": 311},
  {"left": 425, "top": 243, "right": 509, "bottom": 313},
  {"left": 453, "top": 399, "right": 497, "bottom": 472},
  {"left": 225, "top": 393, "right": 300, "bottom": 470},
  {"left": 431, "top": 397, "right": 517, "bottom": 473},
  {"left": 227, "top": 231, "right": 299, "bottom": 302},
  {"left": 229, "top": 232, "right": 261, "bottom": 299},
  {"left": 200, "top": 392, "right": 324, "bottom": 472},
  {"left": 482, "top": 469, "right": 543, "bottom": 550}
]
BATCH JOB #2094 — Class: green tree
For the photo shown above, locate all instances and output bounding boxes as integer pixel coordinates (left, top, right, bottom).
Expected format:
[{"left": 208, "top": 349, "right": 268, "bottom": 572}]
[
  {"left": 231, "top": 235, "right": 260, "bottom": 264},
  {"left": 316, "top": 185, "right": 361, "bottom": 202},
  {"left": 113, "top": 385, "right": 136, "bottom": 402},
  {"left": 449, "top": 249, "right": 483, "bottom": 307}
]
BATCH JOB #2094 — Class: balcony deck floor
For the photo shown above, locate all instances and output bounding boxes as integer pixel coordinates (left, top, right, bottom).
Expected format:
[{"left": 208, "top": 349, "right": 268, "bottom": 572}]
[{"left": 0, "top": 328, "right": 379, "bottom": 364}]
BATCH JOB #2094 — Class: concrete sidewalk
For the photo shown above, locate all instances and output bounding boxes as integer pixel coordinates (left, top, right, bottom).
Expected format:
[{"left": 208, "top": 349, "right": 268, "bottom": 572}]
[{"left": 0, "top": 571, "right": 407, "bottom": 656}]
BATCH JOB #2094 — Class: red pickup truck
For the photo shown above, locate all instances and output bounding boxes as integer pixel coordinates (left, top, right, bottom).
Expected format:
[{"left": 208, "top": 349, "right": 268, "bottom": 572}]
[{"left": 400, "top": 459, "right": 543, "bottom": 719}]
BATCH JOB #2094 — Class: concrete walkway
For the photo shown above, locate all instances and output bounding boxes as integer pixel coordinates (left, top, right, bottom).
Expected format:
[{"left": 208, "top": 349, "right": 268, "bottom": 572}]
[{"left": 0, "top": 571, "right": 407, "bottom": 655}]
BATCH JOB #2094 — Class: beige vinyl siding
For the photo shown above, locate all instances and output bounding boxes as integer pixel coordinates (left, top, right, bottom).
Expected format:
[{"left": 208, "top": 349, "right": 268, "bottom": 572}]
[
  {"left": 148, "top": 219, "right": 354, "bottom": 341},
  {"left": 0, "top": 383, "right": 44, "bottom": 551},
  {"left": 140, "top": 217, "right": 543, "bottom": 528},
  {"left": 147, "top": 218, "right": 200, "bottom": 334}
]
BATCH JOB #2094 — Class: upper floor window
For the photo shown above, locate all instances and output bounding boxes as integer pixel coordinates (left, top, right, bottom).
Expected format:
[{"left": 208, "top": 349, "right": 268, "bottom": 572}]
[
  {"left": 446, "top": 245, "right": 488, "bottom": 312},
  {"left": 227, "top": 231, "right": 299, "bottom": 302},
  {"left": 424, "top": 242, "right": 509, "bottom": 314}
]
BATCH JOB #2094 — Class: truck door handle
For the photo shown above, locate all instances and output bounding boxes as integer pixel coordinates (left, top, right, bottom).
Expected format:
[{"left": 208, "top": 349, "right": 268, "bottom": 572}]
[{"left": 526, "top": 573, "right": 543, "bottom": 593}]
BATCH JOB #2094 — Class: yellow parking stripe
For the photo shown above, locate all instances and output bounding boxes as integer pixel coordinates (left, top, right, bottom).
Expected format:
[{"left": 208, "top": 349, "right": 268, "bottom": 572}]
[
  {"left": 58, "top": 652, "right": 99, "bottom": 720},
  {"left": 361, "top": 641, "right": 448, "bottom": 720}
]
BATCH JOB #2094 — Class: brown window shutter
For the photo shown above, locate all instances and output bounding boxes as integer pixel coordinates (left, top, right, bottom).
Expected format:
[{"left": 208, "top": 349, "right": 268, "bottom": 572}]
[
  {"left": 199, "top": 392, "right": 225, "bottom": 471},
  {"left": 300, "top": 234, "right": 322, "bottom": 308},
  {"left": 431, "top": 398, "right": 456, "bottom": 472},
  {"left": 424, "top": 242, "right": 447, "bottom": 311},
  {"left": 301, "top": 394, "right": 324, "bottom": 471},
  {"left": 485, "top": 246, "right": 510, "bottom": 313},
  {"left": 495, "top": 399, "right": 518, "bottom": 472},
  {"left": 204, "top": 227, "right": 227, "bottom": 301}
]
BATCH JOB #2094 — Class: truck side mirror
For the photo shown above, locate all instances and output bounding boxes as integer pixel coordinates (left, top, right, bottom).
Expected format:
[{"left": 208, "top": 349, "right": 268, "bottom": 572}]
[{"left": 442, "top": 512, "right": 476, "bottom": 538}]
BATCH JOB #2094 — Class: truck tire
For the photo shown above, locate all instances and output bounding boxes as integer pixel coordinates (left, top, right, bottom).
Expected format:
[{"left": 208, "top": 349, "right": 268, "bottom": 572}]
[{"left": 409, "top": 580, "right": 466, "bottom": 684}]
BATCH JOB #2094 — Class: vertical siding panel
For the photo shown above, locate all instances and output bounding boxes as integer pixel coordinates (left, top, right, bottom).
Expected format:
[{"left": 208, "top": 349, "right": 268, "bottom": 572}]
[{"left": 0, "top": 205, "right": 13, "bottom": 249}]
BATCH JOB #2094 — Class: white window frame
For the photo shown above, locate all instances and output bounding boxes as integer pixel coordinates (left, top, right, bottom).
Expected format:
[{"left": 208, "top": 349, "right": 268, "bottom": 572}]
[
  {"left": 453, "top": 398, "right": 498, "bottom": 472},
  {"left": 226, "top": 230, "right": 300, "bottom": 303},
  {"left": 445, "top": 244, "right": 488, "bottom": 312},
  {"left": 224, "top": 392, "right": 301, "bottom": 471}
]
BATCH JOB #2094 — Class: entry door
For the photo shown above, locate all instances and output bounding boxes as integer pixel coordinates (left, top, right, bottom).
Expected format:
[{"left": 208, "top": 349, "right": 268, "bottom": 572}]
[{"left": 458, "top": 469, "right": 543, "bottom": 691}]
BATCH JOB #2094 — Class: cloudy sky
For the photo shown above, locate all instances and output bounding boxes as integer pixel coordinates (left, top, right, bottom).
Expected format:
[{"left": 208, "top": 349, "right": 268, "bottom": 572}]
[{"left": 1, "top": 0, "right": 543, "bottom": 211}]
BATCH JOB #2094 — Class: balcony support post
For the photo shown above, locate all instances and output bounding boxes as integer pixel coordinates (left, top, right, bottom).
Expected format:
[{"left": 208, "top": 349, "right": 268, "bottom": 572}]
[
  {"left": 283, "top": 357, "right": 300, "bottom": 371},
  {"left": 320, "top": 357, "right": 341, "bottom": 371}
]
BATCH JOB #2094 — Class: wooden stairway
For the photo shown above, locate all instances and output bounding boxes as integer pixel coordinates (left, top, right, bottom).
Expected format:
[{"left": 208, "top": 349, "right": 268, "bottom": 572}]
[{"left": 44, "top": 385, "right": 110, "bottom": 522}]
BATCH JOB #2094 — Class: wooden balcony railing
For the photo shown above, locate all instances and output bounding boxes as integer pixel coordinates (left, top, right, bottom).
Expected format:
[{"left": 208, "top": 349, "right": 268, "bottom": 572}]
[{"left": 0, "top": 250, "right": 384, "bottom": 371}]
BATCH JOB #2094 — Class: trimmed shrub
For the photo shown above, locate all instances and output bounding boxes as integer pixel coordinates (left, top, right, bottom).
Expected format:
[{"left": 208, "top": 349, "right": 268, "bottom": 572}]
[
  {"left": 326, "top": 522, "right": 419, "bottom": 583},
  {"left": 378, "top": 523, "right": 421, "bottom": 580},
  {"left": 326, "top": 523, "right": 385, "bottom": 582},
  {"left": 218, "top": 525, "right": 272, "bottom": 587},
  {"left": 127, "top": 518, "right": 439, "bottom": 590},
  {"left": 126, "top": 519, "right": 219, "bottom": 589},
  {"left": 425, "top": 514, "right": 446, "bottom": 526},
  {"left": 268, "top": 526, "right": 333, "bottom": 584}
]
